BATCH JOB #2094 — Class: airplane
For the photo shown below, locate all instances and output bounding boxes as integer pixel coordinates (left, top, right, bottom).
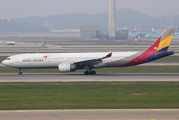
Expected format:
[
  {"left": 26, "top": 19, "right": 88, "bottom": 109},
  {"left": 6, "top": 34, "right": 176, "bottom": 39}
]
[
  {"left": 5, "top": 41, "right": 15, "bottom": 45},
  {"left": 128, "top": 27, "right": 156, "bottom": 40},
  {"left": 145, "top": 32, "right": 162, "bottom": 40},
  {"left": 2, "top": 28, "right": 176, "bottom": 75},
  {"left": 136, "top": 27, "right": 157, "bottom": 38},
  {"left": 145, "top": 27, "right": 179, "bottom": 40},
  {"left": 129, "top": 26, "right": 137, "bottom": 34},
  {"left": 128, "top": 26, "right": 138, "bottom": 39}
]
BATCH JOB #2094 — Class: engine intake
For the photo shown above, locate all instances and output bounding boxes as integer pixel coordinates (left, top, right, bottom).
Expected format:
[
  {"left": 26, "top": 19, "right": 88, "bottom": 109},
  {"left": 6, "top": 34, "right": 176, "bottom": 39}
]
[{"left": 58, "top": 63, "right": 76, "bottom": 72}]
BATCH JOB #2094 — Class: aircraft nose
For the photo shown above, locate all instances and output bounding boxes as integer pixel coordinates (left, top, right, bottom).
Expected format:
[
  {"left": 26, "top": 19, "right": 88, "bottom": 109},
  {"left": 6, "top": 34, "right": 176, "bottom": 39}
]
[{"left": 2, "top": 60, "right": 6, "bottom": 65}]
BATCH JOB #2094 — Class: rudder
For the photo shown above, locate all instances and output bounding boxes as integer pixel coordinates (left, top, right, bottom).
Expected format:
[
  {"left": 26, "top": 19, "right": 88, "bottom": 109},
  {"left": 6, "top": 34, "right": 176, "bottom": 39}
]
[{"left": 157, "top": 28, "right": 176, "bottom": 53}]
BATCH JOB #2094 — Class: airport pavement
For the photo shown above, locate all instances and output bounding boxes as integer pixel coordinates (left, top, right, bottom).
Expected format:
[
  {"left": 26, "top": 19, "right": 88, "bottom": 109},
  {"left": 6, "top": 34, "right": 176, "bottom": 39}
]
[
  {"left": 0, "top": 73, "right": 179, "bottom": 82},
  {"left": 0, "top": 53, "right": 15, "bottom": 56},
  {"left": 0, "top": 109, "right": 178, "bottom": 120}
]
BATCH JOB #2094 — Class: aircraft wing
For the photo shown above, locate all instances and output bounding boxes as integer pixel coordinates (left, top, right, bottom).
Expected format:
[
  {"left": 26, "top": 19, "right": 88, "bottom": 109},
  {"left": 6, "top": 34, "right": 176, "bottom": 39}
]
[{"left": 73, "top": 52, "right": 112, "bottom": 66}]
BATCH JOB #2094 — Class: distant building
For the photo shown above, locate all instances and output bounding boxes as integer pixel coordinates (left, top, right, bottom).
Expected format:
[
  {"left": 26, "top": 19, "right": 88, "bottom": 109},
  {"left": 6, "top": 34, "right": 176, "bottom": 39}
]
[
  {"left": 116, "top": 30, "right": 129, "bottom": 40},
  {"left": 80, "top": 25, "right": 102, "bottom": 40},
  {"left": 51, "top": 28, "right": 80, "bottom": 33}
]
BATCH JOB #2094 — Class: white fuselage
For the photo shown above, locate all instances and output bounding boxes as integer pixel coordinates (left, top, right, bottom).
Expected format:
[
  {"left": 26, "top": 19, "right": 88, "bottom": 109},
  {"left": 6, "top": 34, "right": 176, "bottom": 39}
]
[{"left": 2, "top": 52, "right": 138, "bottom": 69}]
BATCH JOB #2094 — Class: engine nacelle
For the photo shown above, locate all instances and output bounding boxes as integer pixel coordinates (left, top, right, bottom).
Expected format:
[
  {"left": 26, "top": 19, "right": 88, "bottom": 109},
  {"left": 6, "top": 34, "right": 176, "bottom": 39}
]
[{"left": 58, "top": 63, "right": 76, "bottom": 72}]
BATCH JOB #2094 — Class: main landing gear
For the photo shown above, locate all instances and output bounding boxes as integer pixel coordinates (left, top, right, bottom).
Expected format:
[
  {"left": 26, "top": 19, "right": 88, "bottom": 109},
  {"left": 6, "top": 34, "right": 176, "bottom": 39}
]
[
  {"left": 19, "top": 69, "right": 22, "bottom": 75},
  {"left": 84, "top": 70, "right": 96, "bottom": 75},
  {"left": 84, "top": 65, "right": 96, "bottom": 75}
]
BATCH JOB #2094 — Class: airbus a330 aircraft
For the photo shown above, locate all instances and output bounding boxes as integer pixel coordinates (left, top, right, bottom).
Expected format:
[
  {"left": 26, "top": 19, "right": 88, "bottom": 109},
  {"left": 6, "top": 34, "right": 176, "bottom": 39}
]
[{"left": 2, "top": 28, "right": 176, "bottom": 75}]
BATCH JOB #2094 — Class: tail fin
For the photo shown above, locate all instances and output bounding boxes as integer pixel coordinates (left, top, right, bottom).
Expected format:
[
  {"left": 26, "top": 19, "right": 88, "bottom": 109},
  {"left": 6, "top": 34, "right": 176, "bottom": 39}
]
[
  {"left": 142, "top": 28, "right": 176, "bottom": 63},
  {"left": 157, "top": 28, "right": 175, "bottom": 52},
  {"left": 130, "top": 26, "right": 137, "bottom": 33},
  {"left": 122, "top": 28, "right": 176, "bottom": 67},
  {"left": 151, "top": 27, "right": 156, "bottom": 33}
]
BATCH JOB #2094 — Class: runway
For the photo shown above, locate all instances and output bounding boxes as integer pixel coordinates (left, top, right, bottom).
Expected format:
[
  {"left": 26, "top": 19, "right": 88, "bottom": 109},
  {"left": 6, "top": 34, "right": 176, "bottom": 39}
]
[
  {"left": 0, "top": 73, "right": 179, "bottom": 82},
  {"left": 0, "top": 109, "right": 178, "bottom": 120}
]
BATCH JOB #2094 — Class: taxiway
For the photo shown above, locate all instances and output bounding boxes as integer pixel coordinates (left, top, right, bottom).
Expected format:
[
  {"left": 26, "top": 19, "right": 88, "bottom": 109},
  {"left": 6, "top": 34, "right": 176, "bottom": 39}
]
[{"left": 0, "top": 109, "right": 178, "bottom": 120}]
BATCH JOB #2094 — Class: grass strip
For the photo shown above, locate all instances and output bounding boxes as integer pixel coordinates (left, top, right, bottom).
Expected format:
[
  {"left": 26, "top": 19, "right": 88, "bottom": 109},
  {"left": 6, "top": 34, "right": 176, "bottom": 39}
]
[
  {"left": 0, "top": 82, "right": 179, "bottom": 110},
  {"left": 0, "top": 56, "right": 7, "bottom": 62}
]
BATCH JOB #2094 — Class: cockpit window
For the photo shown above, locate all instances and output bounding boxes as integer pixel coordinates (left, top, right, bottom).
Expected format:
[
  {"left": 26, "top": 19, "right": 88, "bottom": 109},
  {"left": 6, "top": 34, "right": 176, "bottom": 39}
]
[{"left": 6, "top": 58, "right": 11, "bottom": 60}]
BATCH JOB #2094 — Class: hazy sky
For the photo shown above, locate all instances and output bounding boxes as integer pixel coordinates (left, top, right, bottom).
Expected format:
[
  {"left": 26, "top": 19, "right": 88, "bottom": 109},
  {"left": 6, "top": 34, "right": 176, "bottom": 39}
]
[{"left": 0, "top": 0, "right": 178, "bottom": 19}]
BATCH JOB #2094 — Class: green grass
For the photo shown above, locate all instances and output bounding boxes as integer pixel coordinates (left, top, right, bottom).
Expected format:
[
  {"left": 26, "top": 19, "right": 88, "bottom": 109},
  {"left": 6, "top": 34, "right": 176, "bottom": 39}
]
[
  {"left": 0, "top": 66, "right": 179, "bottom": 73},
  {"left": 0, "top": 56, "right": 7, "bottom": 62},
  {"left": 0, "top": 82, "right": 179, "bottom": 110}
]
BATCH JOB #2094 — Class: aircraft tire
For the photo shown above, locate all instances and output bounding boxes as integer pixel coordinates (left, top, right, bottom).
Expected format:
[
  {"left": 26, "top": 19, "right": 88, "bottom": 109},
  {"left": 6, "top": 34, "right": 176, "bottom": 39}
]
[
  {"left": 84, "top": 71, "right": 88, "bottom": 75},
  {"left": 84, "top": 71, "right": 96, "bottom": 75},
  {"left": 91, "top": 71, "right": 96, "bottom": 75}
]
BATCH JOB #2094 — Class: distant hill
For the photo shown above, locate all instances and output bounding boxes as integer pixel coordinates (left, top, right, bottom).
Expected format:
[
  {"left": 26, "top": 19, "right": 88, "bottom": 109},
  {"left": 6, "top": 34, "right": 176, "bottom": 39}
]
[{"left": 0, "top": 8, "right": 178, "bottom": 33}]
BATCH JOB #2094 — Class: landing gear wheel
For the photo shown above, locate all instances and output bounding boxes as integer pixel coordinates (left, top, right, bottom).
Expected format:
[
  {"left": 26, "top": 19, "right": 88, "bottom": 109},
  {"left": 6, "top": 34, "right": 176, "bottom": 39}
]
[
  {"left": 84, "top": 71, "right": 88, "bottom": 75},
  {"left": 84, "top": 71, "right": 96, "bottom": 75},
  {"left": 91, "top": 71, "right": 96, "bottom": 75},
  {"left": 18, "top": 69, "right": 22, "bottom": 75},
  {"left": 19, "top": 72, "right": 22, "bottom": 75}
]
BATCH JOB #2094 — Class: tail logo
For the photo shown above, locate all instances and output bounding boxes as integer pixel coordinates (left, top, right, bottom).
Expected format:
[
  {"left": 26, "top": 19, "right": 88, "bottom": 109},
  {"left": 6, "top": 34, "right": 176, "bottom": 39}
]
[{"left": 154, "top": 47, "right": 158, "bottom": 50}]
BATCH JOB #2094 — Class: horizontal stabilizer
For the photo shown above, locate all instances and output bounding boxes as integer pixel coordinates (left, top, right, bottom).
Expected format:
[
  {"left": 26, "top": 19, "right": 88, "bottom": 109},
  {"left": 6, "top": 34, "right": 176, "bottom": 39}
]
[{"left": 155, "top": 51, "right": 174, "bottom": 58}]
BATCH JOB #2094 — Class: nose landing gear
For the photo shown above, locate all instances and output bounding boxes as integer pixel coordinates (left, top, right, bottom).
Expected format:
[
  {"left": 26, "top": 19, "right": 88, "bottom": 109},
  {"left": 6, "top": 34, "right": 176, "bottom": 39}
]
[{"left": 19, "top": 69, "right": 22, "bottom": 75}]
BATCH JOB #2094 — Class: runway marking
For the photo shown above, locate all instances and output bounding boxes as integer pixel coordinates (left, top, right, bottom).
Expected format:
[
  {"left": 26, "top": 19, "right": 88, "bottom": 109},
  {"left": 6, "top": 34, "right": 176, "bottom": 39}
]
[
  {"left": 150, "top": 119, "right": 156, "bottom": 120},
  {"left": 111, "top": 83, "right": 135, "bottom": 84},
  {"left": 152, "top": 109, "right": 161, "bottom": 111},
  {"left": 63, "top": 79, "right": 92, "bottom": 82},
  {"left": 17, "top": 110, "right": 24, "bottom": 112}
]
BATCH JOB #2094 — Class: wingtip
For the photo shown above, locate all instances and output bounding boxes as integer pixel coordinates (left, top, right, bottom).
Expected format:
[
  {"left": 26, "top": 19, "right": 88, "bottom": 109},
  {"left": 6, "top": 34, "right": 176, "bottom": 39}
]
[{"left": 105, "top": 52, "right": 112, "bottom": 58}]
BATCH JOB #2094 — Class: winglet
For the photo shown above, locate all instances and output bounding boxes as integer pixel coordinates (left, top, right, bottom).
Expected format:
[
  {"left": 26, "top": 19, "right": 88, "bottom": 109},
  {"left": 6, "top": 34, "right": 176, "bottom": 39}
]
[{"left": 103, "top": 52, "right": 112, "bottom": 59}]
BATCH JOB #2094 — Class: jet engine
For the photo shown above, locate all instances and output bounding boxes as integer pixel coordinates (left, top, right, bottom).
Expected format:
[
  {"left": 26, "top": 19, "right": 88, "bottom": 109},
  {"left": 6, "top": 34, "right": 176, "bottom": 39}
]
[{"left": 58, "top": 63, "right": 76, "bottom": 72}]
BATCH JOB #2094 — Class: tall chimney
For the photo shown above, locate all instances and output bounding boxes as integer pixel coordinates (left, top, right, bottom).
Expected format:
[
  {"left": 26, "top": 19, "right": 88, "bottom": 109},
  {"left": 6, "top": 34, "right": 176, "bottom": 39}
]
[{"left": 108, "top": 0, "right": 116, "bottom": 39}]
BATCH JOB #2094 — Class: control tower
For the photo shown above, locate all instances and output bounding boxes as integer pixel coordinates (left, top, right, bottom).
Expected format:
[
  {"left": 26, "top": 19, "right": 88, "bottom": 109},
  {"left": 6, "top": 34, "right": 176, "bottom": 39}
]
[{"left": 108, "top": 0, "right": 116, "bottom": 39}]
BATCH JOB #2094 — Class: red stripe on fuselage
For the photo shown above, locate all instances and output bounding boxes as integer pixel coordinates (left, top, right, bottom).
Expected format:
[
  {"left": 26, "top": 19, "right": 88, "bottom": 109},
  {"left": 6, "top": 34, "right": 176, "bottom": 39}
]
[{"left": 122, "top": 36, "right": 161, "bottom": 67}]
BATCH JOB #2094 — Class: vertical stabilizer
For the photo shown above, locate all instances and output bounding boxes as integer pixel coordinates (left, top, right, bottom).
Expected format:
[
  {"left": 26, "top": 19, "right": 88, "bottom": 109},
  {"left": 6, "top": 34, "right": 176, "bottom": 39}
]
[
  {"left": 130, "top": 26, "right": 137, "bottom": 33},
  {"left": 122, "top": 28, "right": 176, "bottom": 66}
]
